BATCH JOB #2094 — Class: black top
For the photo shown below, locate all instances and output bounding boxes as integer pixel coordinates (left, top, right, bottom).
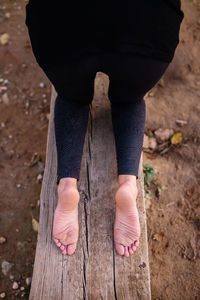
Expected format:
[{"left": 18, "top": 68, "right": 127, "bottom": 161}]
[{"left": 25, "top": 0, "right": 184, "bottom": 68}]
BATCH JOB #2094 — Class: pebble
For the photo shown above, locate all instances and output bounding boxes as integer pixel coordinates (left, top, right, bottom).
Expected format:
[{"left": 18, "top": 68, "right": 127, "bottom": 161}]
[
  {"left": 0, "top": 236, "right": 6, "bottom": 244},
  {"left": 0, "top": 292, "right": 6, "bottom": 298},
  {"left": 16, "top": 183, "right": 21, "bottom": 188},
  {"left": 9, "top": 274, "right": 14, "bottom": 280},
  {"left": 39, "top": 82, "right": 45, "bottom": 88},
  {"left": 12, "top": 281, "right": 19, "bottom": 289},
  {"left": 148, "top": 137, "right": 157, "bottom": 150},
  {"left": 175, "top": 119, "right": 188, "bottom": 127},
  {"left": 36, "top": 174, "right": 43, "bottom": 183},
  {"left": 25, "top": 277, "right": 32, "bottom": 286},
  {"left": 1, "top": 260, "right": 14, "bottom": 276},
  {"left": 154, "top": 128, "right": 174, "bottom": 142},
  {"left": 143, "top": 134, "right": 149, "bottom": 148},
  {"left": 1, "top": 122, "right": 5, "bottom": 128},
  {"left": 5, "top": 12, "right": 11, "bottom": 18},
  {"left": 0, "top": 33, "right": 10, "bottom": 45},
  {"left": 2, "top": 93, "right": 9, "bottom": 104},
  {"left": 20, "top": 287, "right": 25, "bottom": 291}
]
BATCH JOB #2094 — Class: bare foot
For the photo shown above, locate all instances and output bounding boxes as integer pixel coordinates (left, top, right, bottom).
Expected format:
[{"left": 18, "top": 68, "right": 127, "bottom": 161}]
[
  {"left": 114, "top": 178, "right": 140, "bottom": 257},
  {"left": 52, "top": 178, "right": 80, "bottom": 256}
]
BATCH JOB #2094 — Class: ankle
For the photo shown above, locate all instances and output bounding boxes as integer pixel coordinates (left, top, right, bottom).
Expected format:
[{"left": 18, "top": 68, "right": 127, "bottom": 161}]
[
  {"left": 58, "top": 177, "right": 78, "bottom": 192},
  {"left": 118, "top": 174, "right": 137, "bottom": 187},
  {"left": 57, "top": 185, "right": 80, "bottom": 210}
]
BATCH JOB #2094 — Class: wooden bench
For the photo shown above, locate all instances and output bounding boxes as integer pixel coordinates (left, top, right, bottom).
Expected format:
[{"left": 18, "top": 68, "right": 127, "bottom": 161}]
[{"left": 29, "top": 72, "right": 151, "bottom": 300}]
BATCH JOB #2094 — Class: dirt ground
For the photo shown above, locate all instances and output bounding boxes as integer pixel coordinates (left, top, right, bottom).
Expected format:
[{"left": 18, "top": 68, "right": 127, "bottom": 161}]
[{"left": 0, "top": 0, "right": 200, "bottom": 299}]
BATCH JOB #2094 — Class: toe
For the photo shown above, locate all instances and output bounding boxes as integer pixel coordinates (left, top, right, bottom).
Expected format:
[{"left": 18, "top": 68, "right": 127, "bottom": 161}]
[
  {"left": 128, "top": 246, "right": 134, "bottom": 255},
  {"left": 62, "top": 246, "right": 67, "bottom": 255},
  {"left": 124, "top": 246, "right": 129, "bottom": 257},
  {"left": 57, "top": 242, "right": 61, "bottom": 247},
  {"left": 134, "top": 240, "right": 139, "bottom": 247},
  {"left": 129, "top": 248, "right": 134, "bottom": 255},
  {"left": 67, "top": 243, "right": 77, "bottom": 255},
  {"left": 60, "top": 244, "right": 65, "bottom": 251},
  {"left": 115, "top": 243, "right": 125, "bottom": 256},
  {"left": 132, "top": 245, "right": 137, "bottom": 251}
]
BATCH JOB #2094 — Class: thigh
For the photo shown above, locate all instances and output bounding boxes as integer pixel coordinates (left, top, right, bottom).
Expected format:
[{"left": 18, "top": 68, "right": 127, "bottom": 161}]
[
  {"left": 100, "top": 53, "right": 170, "bottom": 104},
  {"left": 43, "top": 55, "right": 99, "bottom": 104}
]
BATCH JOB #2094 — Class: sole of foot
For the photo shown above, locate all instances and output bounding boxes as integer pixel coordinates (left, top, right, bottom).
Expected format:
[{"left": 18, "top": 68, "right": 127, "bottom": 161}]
[
  {"left": 114, "top": 180, "right": 140, "bottom": 257},
  {"left": 52, "top": 181, "right": 80, "bottom": 256}
]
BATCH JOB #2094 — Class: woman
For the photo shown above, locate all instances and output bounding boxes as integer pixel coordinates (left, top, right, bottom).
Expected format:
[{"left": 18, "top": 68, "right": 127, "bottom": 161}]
[{"left": 25, "top": 0, "right": 184, "bottom": 257}]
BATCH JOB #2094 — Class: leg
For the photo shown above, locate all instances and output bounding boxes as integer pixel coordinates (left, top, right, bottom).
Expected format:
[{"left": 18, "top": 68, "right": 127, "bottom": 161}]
[
  {"left": 105, "top": 53, "right": 169, "bottom": 257},
  {"left": 54, "top": 94, "right": 90, "bottom": 185},
  {"left": 45, "top": 55, "right": 98, "bottom": 255},
  {"left": 53, "top": 95, "right": 91, "bottom": 256}
]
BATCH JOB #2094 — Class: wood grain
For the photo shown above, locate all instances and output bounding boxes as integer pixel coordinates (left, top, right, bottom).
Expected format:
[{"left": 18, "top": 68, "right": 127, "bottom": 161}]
[{"left": 29, "top": 73, "right": 151, "bottom": 300}]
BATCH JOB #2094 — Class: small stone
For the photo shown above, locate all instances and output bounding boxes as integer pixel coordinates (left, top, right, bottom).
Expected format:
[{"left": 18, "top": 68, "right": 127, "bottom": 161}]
[
  {"left": 1, "top": 260, "right": 14, "bottom": 276},
  {"left": 8, "top": 135, "right": 12, "bottom": 139},
  {"left": 39, "top": 82, "right": 45, "bottom": 88},
  {"left": 12, "top": 281, "right": 19, "bottom": 289},
  {"left": 0, "top": 236, "right": 6, "bottom": 244},
  {"left": 5, "top": 12, "right": 11, "bottom": 18},
  {"left": 143, "top": 134, "right": 149, "bottom": 148},
  {"left": 175, "top": 119, "right": 188, "bottom": 127},
  {"left": 9, "top": 274, "right": 14, "bottom": 280},
  {"left": 148, "top": 137, "right": 157, "bottom": 150},
  {"left": 16, "top": 228, "right": 19, "bottom": 232},
  {"left": 2, "top": 93, "right": 9, "bottom": 104},
  {"left": 36, "top": 173, "right": 43, "bottom": 183},
  {"left": 16, "top": 184, "right": 21, "bottom": 188},
  {"left": 154, "top": 128, "right": 174, "bottom": 142},
  {"left": 20, "top": 287, "right": 25, "bottom": 291},
  {"left": 0, "top": 292, "right": 6, "bottom": 298},
  {"left": 25, "top": 277, "right": 32, "bottom": 286},
  {"left": 0, "top": 33, "right": 10, "bottom": 45},
  {"left": 152, "top": 233, "right": 163, "bottom": 241}
]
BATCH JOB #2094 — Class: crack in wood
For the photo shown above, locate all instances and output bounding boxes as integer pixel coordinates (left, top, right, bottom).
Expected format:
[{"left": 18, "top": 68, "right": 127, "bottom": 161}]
[
  {"left": 82, "top": 248, "right": 87, "bottom": 300},
  {"left": 61, "top": 256, "right": 63, "bottom": 300},
  {"left": 84, "top": 194, "right": 89, "bottom": 257},
  {"left": 112, "top": 225, "right": 118, "bottom": 300}
]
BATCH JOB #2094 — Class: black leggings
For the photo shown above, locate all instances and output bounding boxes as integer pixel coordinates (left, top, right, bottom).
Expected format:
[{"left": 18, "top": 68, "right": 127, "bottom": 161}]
[{"left": 44, "top": 53, "right": 169, "bottom": 184}]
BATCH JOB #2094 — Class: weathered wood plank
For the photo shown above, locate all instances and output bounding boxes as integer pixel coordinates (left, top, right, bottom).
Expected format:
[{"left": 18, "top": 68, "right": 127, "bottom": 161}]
[{"left": 29, "top": 72, "right": 151, "bottom": 300}]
